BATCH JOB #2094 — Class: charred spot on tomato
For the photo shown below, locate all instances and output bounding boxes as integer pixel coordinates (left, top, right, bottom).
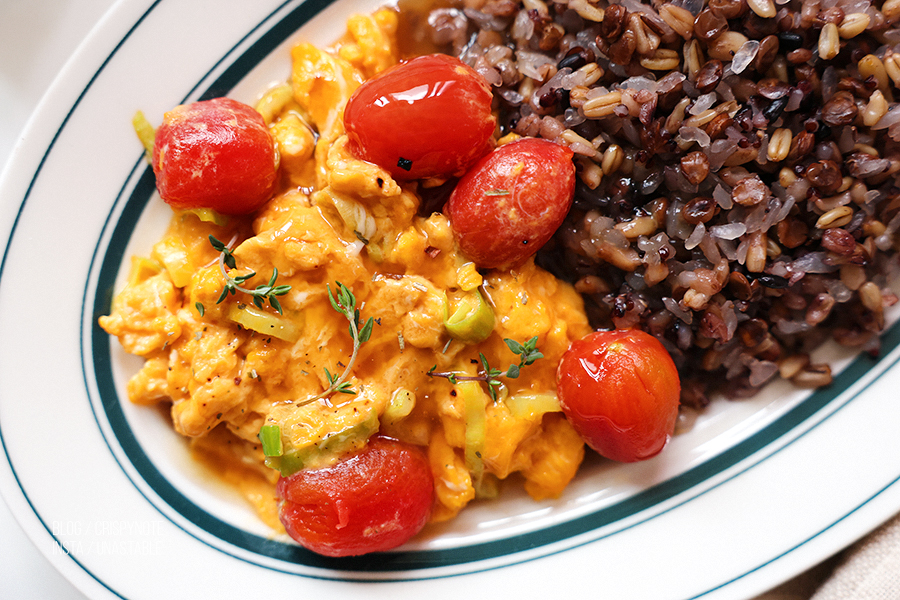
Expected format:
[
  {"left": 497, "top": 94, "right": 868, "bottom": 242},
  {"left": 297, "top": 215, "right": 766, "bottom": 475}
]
[{"left": 397, "top": 157, "right": 413, "bottom": 171}]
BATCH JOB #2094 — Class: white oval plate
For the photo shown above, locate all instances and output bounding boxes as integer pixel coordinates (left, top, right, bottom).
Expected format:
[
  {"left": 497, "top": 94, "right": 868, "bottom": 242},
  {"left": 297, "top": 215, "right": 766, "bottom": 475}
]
[{"left": 2, "top": 1, "right": 900, "bottom": 598}]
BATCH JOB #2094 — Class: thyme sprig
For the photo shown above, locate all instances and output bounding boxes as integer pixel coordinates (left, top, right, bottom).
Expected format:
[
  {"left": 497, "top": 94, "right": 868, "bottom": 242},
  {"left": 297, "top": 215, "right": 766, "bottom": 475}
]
[
  {"left": 210, "top": 235, "right": 291, "bottom": 314},
  {"left": 299, "top": 282, "right": 374, "bottom": 405},
  {"left": 428, "top": 336, "right": 544, "bottom": 402}
]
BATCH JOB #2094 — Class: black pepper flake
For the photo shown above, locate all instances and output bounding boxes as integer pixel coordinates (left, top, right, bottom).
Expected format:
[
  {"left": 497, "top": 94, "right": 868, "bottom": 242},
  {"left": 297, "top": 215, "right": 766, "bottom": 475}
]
[{"left": 397, "top": 157, "right": 413, "bottom": 171}]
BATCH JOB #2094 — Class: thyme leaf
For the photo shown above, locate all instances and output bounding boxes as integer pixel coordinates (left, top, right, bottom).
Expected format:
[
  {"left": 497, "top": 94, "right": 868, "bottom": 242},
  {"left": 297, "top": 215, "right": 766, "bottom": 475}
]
[
  {"left": 209, "top": 235, "right": 291, "bottom": 314},
  {"left": 427, "top": 336, "right": 543, "bottom": 402},
  {"left": 297, "top": 281, "right": 375, "bottom": 405}
]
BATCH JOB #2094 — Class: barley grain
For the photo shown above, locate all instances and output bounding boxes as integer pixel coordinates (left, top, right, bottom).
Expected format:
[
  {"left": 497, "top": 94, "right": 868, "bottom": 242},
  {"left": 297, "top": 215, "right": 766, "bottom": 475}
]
[
  {"left": 616, "top": 216, "right": 658, "bottom": 239},
  {"left": 859, "top": 281, "right": 883, "bottom": 312},
  {"left": 708, "top": 31, "right": 750, "bottom": 61},
  {"left": 858, "top": 55, "right": 892, "bottom": 99},
  {"left": 816, "top": 206, "right": 854, "bottom": 229},
  {"left": 818, "top": 23, "right": 840, "bottom": 60},
  {"left": 883, "top": 0, "right": 900, "bottom": 23},
  {"left": 838, "top": 12, "right": 870, "bottom": 38},
  {"left": 792, "top": 364, "right": 833, "bottom": 388},
  {"left": 640, "top": 48, "right": 681, "bottom": 70},
  {"left": 659, "top": 4, "right": 694, "bottom": 39},
  {"left": 747, "top": 0, "right": 776, "bottom": 19},
  {"left": 863, "top": 90, "right": 888, "bottom": 126},
  {"left": 745, "top": 231, "right": 768, "bottom": 272},
  {"left": 583, "top": 90, "right": 622, "bottom": 118},
  {"left": 767, "top": 128, "right": 792, "bottom": 162},
  {"left": 601, "top": 144, "right": 625, "bottom": 175}
]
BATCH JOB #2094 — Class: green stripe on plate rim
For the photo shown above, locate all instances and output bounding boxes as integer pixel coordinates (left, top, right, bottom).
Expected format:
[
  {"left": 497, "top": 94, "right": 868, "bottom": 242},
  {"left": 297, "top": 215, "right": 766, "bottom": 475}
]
[{"left": 83, "top": 0, "right": 900, "bottom": 580}]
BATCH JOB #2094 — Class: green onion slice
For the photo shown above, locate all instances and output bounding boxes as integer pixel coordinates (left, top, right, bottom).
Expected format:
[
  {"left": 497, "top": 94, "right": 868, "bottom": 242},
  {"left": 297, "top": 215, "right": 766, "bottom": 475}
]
[
  {"left": 258, "top": 424, "right": 283, "bottom": 457},
  {"left": 443, "top": 289, "right": 495, "bottom": 344},
  {"left": 132, "top": 110, "right": 156, "bottom": 163}
]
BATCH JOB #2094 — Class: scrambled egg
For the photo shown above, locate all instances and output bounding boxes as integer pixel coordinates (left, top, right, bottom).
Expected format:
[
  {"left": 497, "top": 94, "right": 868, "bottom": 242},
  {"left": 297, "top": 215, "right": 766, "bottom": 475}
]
[{"left": 100, "top": 9, "right": 591, "bottom": 531}]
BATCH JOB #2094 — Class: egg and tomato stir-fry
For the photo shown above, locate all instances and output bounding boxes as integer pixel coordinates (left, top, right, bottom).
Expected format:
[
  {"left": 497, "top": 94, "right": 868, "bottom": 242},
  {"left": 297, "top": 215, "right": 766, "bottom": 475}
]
[{"left": 100, "top": 8, "right": 680, "bottom": 557}]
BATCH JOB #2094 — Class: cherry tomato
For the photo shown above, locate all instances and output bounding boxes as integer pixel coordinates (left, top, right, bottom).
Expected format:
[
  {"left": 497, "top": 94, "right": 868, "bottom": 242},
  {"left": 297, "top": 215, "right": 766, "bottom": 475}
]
[
  {"left": 343, "top": 54, "right": 496, "bottom": 180},
  {"left": 276, "top": 436, "right": 434, "bottom": 557},
  {"left": 152, "top": 97, "right": 279, "bottom": 215},
  {"left": 556, "top": 330, "right": 681, "bottom": 463},
  {"left": 445, "top": 138, "right": 575, "bottom": 270}
]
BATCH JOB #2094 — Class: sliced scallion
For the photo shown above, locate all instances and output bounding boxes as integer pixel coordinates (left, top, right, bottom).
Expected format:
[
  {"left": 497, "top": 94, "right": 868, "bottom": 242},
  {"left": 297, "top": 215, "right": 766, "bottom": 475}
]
[
  {"left": 443, "top": 289, "right": 495, "bottom": 344},
  {"left": 132, "top": 110, "right": 156, "bottom": 163},
  {"left": 258, "top": 424, "right": 283, "bottom": 457}
]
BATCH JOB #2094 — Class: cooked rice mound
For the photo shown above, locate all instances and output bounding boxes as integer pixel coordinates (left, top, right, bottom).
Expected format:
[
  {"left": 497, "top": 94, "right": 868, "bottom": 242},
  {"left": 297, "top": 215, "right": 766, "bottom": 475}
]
[{"left": 414, "top": 0, "right": 900, "bottom": 406}]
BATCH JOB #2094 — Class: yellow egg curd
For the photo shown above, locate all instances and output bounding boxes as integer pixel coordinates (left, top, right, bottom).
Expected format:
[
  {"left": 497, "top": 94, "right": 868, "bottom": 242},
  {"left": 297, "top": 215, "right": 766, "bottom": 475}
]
[{"left": 99, "top": 8, "right": 591, "bottom": 531}]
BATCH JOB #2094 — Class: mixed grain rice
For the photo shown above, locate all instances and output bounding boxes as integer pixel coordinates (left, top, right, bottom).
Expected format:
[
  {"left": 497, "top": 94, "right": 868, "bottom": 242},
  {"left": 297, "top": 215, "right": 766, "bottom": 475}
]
[{"left": 413, "top": 0, "right": 900, "bottom": 408}]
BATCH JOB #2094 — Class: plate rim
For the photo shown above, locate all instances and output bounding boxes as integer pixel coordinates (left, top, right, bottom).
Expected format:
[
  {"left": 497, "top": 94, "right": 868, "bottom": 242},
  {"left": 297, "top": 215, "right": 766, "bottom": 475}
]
[{"left": 2, "top": 0, "right": 900, "bottom": 598}]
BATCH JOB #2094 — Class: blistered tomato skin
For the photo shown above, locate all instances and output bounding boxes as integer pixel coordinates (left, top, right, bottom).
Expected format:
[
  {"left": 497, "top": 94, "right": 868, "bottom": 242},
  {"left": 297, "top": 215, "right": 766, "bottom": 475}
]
[
  {"left": 152, "top": 97, "right": 279, "bottom": 215},
  {"left": 556, "top": 330, "right": 681, "bottom": 463},
  {"left": 276, "top": 436, "right": 434, "bottom": 557},
  {"left": 343, "top": 54, "right": 496, "bottom": 180},
  {"left": 445, "top": 138, "right": 575, "bottom": 270}
]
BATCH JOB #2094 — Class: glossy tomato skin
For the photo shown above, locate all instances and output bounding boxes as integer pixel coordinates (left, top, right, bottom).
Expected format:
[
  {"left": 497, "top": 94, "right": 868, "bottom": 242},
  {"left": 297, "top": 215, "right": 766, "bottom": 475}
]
[
  {"left": 276, "top": 436, "right": 434, "bottom": 557},
  {"left": 556, "top": 330, "right": 681, "bottom": 463},
  {"left": 152, "top": 97, "right": 279, "bottom": 215},
  {"left": 445, "top": 138, "right": 575, "bottom": 270},
  {"left": 343, "top": 54, "right": 496, "bottom": 180}
]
